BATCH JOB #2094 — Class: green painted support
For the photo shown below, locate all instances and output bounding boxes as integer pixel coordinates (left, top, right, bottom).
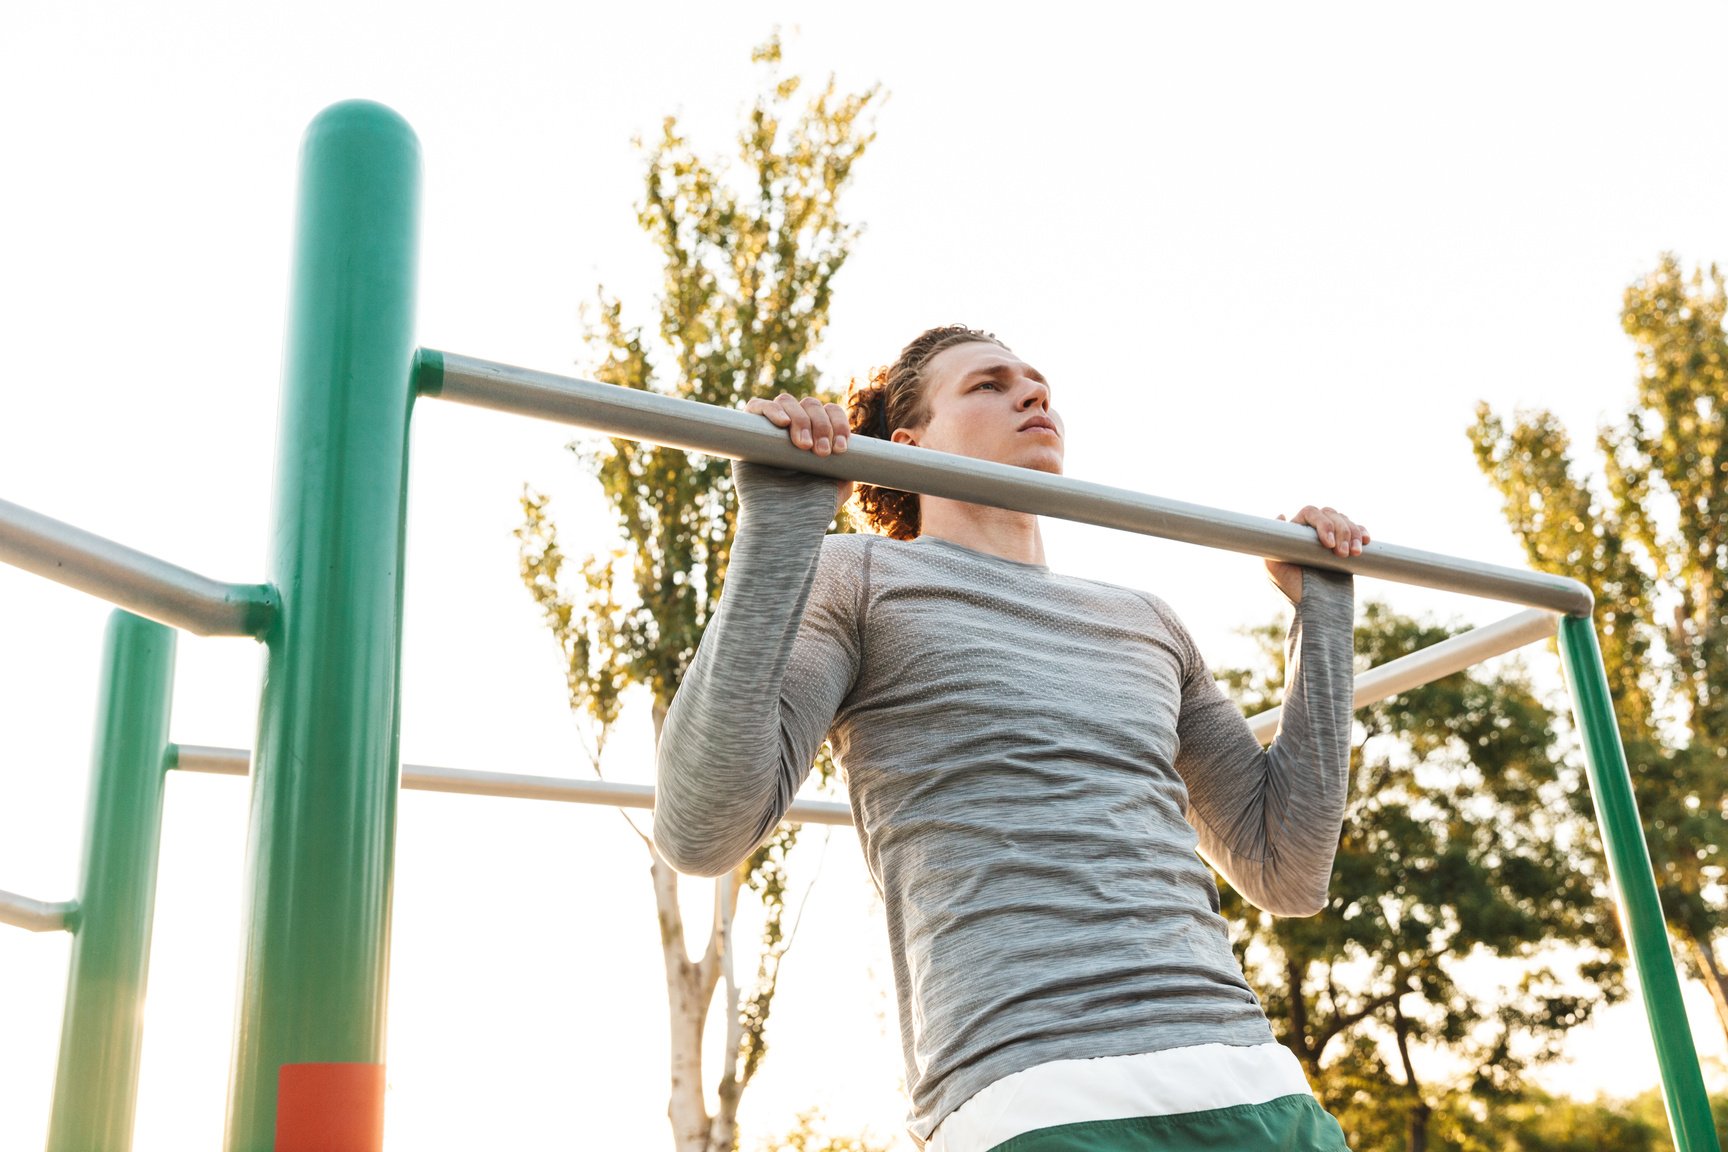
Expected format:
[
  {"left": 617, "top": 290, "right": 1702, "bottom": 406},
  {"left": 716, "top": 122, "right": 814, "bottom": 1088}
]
[
  {"left": 1557, "top": 614, "right": 1721, "bottom": 1152},
  {"left": 47, "top": 611, "right": 176, "bottom": 1152},
  {"left": 224, "top": 100, "right": 420, "bottom": 1152}
]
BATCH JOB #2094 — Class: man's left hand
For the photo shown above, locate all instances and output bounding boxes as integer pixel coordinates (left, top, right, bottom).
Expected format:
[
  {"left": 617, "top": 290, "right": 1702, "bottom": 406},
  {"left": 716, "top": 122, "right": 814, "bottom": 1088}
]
[{"left": 1266, "top": 506, "right": 1369, "bottom": 603}]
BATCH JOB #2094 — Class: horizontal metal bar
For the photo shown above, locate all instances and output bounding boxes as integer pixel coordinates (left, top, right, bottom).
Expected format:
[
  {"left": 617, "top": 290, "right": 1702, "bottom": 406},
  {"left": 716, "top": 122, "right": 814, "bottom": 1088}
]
[
  {"left": 168, "top": 746, "right": 858, "bottom": 828},
  {"left": 1247, "top": 608, "right": 1559, "bottom": 744},
  {"left": 173, "top": 611, "right": 1557, "bottom": 826},
  {"left": 0, "top": 498, "right": 276, "bottom": 638},
  {"left": 420, "top": 350, "right": 1594, "bottom": 616},
  {"left": 0, "top": 888, "right": 77, "bottom": 933}
]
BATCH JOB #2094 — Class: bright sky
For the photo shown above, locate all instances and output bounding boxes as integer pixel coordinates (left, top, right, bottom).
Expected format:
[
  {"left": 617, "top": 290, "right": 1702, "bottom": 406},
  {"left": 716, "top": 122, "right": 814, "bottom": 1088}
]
[{"left": 4, "top": 3, "right": 1728, "bottom": 1149}]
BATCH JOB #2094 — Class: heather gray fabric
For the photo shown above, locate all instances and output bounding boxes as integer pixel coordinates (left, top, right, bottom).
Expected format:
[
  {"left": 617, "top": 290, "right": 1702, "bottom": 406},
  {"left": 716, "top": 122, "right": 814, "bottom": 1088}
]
[{"left": 654, "top": 461, "right": 1356, "bottom": 1144}]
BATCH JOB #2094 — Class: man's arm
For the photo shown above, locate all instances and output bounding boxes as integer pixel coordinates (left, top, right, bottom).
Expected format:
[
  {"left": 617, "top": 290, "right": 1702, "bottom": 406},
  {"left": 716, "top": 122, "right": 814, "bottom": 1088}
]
[
  {"left": 1165, "top": 567, "right": 1355, "bottom": 917},
  {"left": 652, "top": 460, "right": 861, "bottom": 877}
]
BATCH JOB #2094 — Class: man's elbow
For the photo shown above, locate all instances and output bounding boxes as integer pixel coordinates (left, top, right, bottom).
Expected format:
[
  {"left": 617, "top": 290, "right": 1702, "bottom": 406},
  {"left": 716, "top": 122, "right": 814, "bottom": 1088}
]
[
  {"left": 649, "top": 791, "right": 765, "bottom": 878},
  {"left": 1269, "top": 893, "right": 1329, "bottom": 919},
  {"left": 649, "top": 825, "right": 743, "bottom": 877},
  {"left": 1253, "top": 876, "right": 1330, "bottom": 919},
  {"left": 652, "top": 720, "right": 783, "bottom": 877},
  {"left": 652, "top": 738, "right": 745, "bottom": 876}
]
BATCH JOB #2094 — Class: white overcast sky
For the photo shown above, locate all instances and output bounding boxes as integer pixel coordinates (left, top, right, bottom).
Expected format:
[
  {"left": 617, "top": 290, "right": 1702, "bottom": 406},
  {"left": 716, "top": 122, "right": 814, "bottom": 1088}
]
[{"left": 3, "top": 3, "right": 1727, "bottom": 1149}]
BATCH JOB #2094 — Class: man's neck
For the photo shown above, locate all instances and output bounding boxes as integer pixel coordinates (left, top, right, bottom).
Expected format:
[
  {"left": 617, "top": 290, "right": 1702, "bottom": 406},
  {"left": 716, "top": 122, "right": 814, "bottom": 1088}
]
[{"left": 917, "top": 498, "right": 1046, "bottom": 566}]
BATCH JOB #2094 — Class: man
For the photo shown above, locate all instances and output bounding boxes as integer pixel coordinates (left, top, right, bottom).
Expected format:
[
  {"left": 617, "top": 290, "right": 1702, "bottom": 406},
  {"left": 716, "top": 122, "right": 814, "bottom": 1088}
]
[{"left": 655, "top": 326, "right": 1363, "bottom": 1150}]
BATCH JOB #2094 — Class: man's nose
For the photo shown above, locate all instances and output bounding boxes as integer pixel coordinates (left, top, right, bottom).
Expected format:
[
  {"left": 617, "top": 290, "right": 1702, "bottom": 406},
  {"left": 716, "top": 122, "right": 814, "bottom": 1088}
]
[{"left": 1016, "top": 379, "right": 1051, "bottom": 409}]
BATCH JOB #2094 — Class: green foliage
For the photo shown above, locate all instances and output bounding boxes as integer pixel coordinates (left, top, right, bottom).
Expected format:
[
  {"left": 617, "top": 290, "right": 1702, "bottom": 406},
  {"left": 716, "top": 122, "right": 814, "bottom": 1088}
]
[
  {"left": 1468, "top": 252, "right": 1728, "bottom": 1022},
  {"left": 515, "top": 32, "right": 879, "bottom": 1140},
  {"left": 754, "top": 1110, "right": 892, "bottom": 1152},
  {"left": 516, "top": 493, "right": 629, "bottom": 762},
  {"left": 520, "top": 28, "right": 875, "bottom": 717},
  {"left": 1368, "top": 1084, "right": 1728, "bottom": 1152},
  {"left": 1217, "top": 604, "right": 1624, "bottom": 1151},
  {"left": 1495, "top": 1089, "right": 1670, "bottom": 1152}
]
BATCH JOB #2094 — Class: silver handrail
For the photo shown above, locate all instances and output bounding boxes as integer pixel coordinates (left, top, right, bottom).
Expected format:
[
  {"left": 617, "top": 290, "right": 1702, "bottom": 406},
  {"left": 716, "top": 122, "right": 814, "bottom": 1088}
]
[
  {"left": 171, "top": 608, "right": 1557, "bottom": 828},
  {"left": 422, "top": 350, "right": 1592, "bottom": 616},
  {"left": 0, "top": 498, "right": 276, "bottom": 637}
]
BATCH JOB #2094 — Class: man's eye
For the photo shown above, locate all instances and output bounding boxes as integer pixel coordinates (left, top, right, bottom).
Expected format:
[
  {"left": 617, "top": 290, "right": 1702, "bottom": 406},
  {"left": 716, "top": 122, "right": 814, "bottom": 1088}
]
[{"left": 976, "top": 381, "right": 999, "bottom": 391}]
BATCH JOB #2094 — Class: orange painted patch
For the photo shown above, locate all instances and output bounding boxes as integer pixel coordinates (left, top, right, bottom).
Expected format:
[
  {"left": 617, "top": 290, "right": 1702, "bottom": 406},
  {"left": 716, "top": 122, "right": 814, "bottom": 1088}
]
[{"left": 275, "top": 1063, "right": 385, "bottom": 1152}]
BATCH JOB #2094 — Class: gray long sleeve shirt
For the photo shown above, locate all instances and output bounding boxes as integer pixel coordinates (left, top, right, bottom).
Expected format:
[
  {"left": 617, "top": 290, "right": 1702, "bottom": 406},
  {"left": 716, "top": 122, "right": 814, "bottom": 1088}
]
[{"left": 654, "top": 461, "right": 1356, "bottom": 1143}]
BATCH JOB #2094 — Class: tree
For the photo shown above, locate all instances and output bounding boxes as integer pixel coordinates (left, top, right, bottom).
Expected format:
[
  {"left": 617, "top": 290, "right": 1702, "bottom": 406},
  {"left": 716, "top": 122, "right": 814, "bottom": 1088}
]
[
  {"left": 516, "top": 36, "right": 879, "bottom": 1152},
  {"left": 1469, "top": 253, "right": 1728, "bottom": 1045},
  {"left": 1216, "top": 603, "right": 1625, "bottom": 1152},
  {"left": 754, "top": 1111, "right": 893, "bottom": 1152},
  {"left": 1496, "top": 1088, "right": 1670, "bottom": 1152}
]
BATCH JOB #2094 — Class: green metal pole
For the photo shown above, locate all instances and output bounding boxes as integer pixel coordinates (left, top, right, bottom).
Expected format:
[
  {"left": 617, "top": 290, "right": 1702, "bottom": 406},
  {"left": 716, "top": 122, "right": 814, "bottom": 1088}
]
[
  {"left": 1557, "top": 614, "right": 1720, "bottom": 1152},
  {"left": 46, "top": 610, "right": 176, "bottom": 1152},
  {"left": 224, "top": 100, "right": 419, "bottom": 1152}
]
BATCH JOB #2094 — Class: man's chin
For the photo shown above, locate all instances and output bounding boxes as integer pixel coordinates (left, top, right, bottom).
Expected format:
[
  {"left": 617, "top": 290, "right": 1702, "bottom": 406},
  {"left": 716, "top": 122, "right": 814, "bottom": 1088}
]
[{"left": 964, "top": 445, "right": 1063, "bottom": 475}]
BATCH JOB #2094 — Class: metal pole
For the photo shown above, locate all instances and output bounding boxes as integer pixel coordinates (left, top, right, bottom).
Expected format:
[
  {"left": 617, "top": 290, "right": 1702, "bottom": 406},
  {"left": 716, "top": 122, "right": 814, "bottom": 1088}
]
[
  {"left": 0, "top": 496, "right": 275, "bottom": 638},
  {"left": 172, "top": 744, "right": 859, "bottom": 827},
  {"left": 46, "top": 611, "right": 175, "bottom": 1152},
  {"left": 172, "top": 604, "right": 1550, "bottom": 825},
  {"left": 420, "top": 350, "right": 1593, "bottom": 616},
  {"left": 1246, "top": 608, "right": 1557, "bottom": 743},
  {"left": 0, "top": 889, "right": 77, "bottom": 933},
  {"left": 1556, "top": 615, "right": 1721, "bottom": 1152},
  {"left": 224, "top": 100, "right": 419, "bottom": 1152}
]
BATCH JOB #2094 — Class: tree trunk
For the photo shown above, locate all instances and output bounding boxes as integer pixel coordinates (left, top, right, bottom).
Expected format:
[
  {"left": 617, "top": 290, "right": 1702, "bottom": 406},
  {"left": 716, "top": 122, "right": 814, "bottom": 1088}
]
[
  {"left": 1284, "top": 955, "right": 1319, "bottom": 1078},
  {"left": 651, "top": 700, "right": 713, "bottom": 1152},
  {"left": 1406, "top": 1099, "right": 1431, "bottom": 1152},
  {"left": 654, "top": 847, "right": 712, "bottom": 1152},
  {"left": 1682, "top": 918, "right": 1728, "bottom": 1049},
  {"left": 650, "top": 699, "right": 749, "bottom": 1152},
  {"left": 708, "top": 869, "right": 746, "bottom": 1152},
  {"left": 1391, "top": 1002, "right": 1429, "bottom": 1152}
]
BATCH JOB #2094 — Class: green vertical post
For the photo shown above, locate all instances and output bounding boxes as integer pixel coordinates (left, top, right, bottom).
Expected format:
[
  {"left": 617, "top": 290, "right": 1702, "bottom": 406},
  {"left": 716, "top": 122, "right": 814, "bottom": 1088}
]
[
  {"left": 224, "top": 101, "right": 420, "bottom": 1152},
  {"left": 1557, "top": 614, "right": 1720, "bottom": 1152},
  {"left": 47, "top": 611, "right": 176, "bottom": 1152}
]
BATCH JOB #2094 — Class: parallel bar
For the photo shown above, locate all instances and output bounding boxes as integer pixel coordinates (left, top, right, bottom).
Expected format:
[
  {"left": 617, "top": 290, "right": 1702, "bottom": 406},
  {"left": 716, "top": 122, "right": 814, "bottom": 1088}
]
[
  {"left": 0, "top": 496, "right": 276, "bottom": 638},
  {"left": 176, "top": 609, "right": 1555, "bottom": 825},
  {"left": 49, "top": 612, "right": 176, "bottom": 1152},
  {"left": 1557, "top": 616, "right": 1721, "bottom": 1152},
  {"left": 171, "top": 746, "right": 857, "bottom": 827},
  {"left": 226, "top": 100, "right": 419, "bottom": 1152},
  {"left": 0, "top": 889, "right": 77, "bottom": 933},
  {"left": 421, "top": 351, "right": 1594, "bottom": 617},
  {"left": 1246, "top": 608, "right": 1557, "bottom": 743}
]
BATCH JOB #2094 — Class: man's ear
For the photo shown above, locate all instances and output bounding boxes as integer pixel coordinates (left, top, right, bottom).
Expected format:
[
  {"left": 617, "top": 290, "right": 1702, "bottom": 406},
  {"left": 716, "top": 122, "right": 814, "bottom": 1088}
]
[{"left": 891, "top": 428, "right": 919, "bottom": 447}]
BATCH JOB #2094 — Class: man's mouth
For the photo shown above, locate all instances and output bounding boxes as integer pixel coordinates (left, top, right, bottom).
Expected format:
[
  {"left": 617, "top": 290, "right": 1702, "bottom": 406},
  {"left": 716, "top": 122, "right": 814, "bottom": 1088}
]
[{"left": 1018, "top": 416, "right": 1058, "bottom": 435}]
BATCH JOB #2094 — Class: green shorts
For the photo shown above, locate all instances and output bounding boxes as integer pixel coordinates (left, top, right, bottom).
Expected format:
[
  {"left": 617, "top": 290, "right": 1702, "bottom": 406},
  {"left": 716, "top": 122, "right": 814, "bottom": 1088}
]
[
  {"left": 928, "top": 1042, "right": 1350, "bottom": 1152},
  {"left": 987, "top": 1092, "right": 1350, "bottom": 1151}
]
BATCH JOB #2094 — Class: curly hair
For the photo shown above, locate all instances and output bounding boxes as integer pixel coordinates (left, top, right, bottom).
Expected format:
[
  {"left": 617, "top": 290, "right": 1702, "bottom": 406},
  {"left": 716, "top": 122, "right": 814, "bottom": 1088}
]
[{"left": 846, "top": 325, "right": 1008, "bottom": 539}]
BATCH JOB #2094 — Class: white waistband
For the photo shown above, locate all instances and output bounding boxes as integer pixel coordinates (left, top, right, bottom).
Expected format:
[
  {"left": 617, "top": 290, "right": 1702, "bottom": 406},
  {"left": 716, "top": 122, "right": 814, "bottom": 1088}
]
[{"left": 928, "top": 1042, "right": 1315, "bottom": 1152}]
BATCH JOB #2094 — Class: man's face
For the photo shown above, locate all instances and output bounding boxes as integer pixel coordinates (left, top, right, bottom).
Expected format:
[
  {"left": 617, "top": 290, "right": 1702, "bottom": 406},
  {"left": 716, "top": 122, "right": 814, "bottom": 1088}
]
[{"left": 894, "top": 340, "right": 1065, "bottom": 475}]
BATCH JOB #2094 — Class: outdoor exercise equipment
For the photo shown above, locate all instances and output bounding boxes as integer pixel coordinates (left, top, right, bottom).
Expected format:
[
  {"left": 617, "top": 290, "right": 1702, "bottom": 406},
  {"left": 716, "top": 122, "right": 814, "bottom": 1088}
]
[{"left": 0, "top": 100, "right": 1718, "bottom": 1152}]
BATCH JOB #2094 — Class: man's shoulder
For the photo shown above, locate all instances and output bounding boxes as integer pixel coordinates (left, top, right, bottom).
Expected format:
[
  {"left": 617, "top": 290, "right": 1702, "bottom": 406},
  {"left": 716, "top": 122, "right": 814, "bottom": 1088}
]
[
  {"left": 817, "top": 531, "right": 875, "bottom": 566},
  {"left": 1050, "top": 567, "right": 1184, "bottom": 623},
  {"left": 1056, "top": 575, "right": 1198, "bottom": 663}
]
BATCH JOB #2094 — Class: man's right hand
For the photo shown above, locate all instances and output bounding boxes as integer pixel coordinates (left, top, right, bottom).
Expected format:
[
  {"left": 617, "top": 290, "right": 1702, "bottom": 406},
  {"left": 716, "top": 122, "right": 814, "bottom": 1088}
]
[{"left": 745, "top": 394, "right": 855, "bottom": 508}]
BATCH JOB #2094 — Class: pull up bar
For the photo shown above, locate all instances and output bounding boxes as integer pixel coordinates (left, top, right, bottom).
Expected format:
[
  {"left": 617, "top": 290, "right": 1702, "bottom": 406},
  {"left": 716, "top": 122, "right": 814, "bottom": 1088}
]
[
  {"left": 0, "top": 497, "right": 276, "bottom": 638},
  {"left": 419, "top": 349, "right": 1594, "bottom": 617}
]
